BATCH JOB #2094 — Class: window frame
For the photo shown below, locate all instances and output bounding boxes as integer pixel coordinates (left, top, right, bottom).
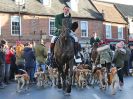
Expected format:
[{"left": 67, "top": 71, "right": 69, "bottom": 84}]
[
  {"left": 15, "top": 0, "right": 25, "bottom": 5},
  {"left": 70, "top": 0, "right": 79, "bottom": 12},
  {"left": 117, "top": 26, "right": 123, "bottom": 39},
  {"left": 105, "top": 23, "right": 112, "bottom": 39},
  {"left": 11, "top": 15, "right": 21, "bottom": 36},
  {"left": 49, "top": 18, "right": 55, "bottom": 36},
  {"left": 42, "top": 0, "right": 51, "bottom": 7},
  {"left": 80, "top": 21, "right": 88, "bottom": 37}
]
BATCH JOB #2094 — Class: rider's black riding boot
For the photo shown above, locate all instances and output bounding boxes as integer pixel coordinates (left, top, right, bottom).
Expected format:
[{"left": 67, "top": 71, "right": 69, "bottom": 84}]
[
  {"left": 74, "top": 42, "right": 80, "bottom": 59},
  {"left": 50, "top": 43, "right": 55, "bottom": 58},
  {"left": 50, "top": 43, "right": 55, "bottom": 68}
]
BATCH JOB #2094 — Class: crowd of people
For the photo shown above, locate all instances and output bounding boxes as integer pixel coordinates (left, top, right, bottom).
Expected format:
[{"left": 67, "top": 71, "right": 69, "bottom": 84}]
[
  {"left": 84, "top": 39, "right": 133, "bottom": 90},
  {"left": 0, "top": 38, "right": 133, "bottom": 91},
  {"left": 0, "top": 5, "right": 133, "bottom": 92},
  {"left": 0, "top": 39, "right": 47, "bottom": 89}
]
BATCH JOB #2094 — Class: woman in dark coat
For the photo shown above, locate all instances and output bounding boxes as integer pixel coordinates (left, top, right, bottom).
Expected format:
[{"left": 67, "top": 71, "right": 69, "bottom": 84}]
[
  {"left": 23, "top": 43, "right": 36, "bottom": 83},
  {"left": 112, "top": 41, "right": 126, "bottom": 90}
]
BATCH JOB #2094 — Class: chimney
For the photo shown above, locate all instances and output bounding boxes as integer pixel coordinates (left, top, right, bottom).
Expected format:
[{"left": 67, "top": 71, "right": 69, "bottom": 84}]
[{"left": 101, "top": 9, "right": 105, "bottom": 19}]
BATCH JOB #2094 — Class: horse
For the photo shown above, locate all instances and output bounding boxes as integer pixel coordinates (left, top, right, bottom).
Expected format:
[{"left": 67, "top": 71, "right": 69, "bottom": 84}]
[{"left": 54, "top": 18, "right": 75, "bottom": 94}]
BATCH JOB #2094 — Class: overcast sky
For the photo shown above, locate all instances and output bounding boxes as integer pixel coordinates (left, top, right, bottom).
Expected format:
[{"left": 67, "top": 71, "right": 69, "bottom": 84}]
[{"left": 97, "top": 0, "right": 133, "bottom": 5}]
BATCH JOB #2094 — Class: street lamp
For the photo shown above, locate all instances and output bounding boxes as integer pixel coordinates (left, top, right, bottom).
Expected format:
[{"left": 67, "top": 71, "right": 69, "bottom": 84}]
[{"left": 17, "top": 1, "right": 25, "bottom": 41}]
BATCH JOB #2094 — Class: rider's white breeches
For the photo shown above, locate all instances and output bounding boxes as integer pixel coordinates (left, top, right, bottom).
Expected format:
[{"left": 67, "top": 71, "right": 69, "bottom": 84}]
[
  {"left": 51, "top": 35, "right": 78, "bottom": 43},
  {"left": 70, "top": 34, "right": 78, "bottom": 42},
  {"left": 51, "top": 36, "right": 57, "bottom": 43}
]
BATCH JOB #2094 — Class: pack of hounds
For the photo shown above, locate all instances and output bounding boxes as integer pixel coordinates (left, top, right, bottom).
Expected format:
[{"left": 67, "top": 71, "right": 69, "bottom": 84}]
[
  {"left": 15, "top": 66, "right": 58, "bottom": 93},
  {"left": 14, "top": 63, "right": 133, "bottom": 95}
]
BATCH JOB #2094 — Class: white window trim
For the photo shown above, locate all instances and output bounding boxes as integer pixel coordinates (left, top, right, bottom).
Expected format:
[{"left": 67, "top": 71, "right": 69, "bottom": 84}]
[
  {"left": 11, "top": 15, "right": 22, "bottom": 36},
  {"left": 105, "top": 23, "right": 112, "bottom": 39},
  {"left": 80, "top": 21, "right": 88, "bottom": 37},
  {"left": 118, "top": 26, "right": 124, "bottom": 39},
  {"left": 49, "top": 18, "right": 55, "bottom": 36},
  {"left": 0, "top": 16, "right": 1, "bottom": 35},
  {"left": 15, "top": 0, "right": 25, "bottom": 5},
  {"left": 42, "top": 0, "right": 51, "bottom": 7},
  {"left": 67, "top": 0, "right": 79, "bottom": 12}
]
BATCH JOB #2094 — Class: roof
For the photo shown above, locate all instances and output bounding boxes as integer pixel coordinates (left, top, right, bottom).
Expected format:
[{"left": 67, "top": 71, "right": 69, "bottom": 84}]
[
  {"left": 92, "top": 1, "right": 127, "bottom": 24},
  {"left": 115, "top": 4, "right": 133, "bottom": 18},
  {"left": 0, "top": 0, "right": 103, "bottom": 20}
]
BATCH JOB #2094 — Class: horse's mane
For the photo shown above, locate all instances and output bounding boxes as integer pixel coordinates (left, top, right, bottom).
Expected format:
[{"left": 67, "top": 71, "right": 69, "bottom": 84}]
[{"left": 59, "top": 18, "right": 71, "bottom": 41}]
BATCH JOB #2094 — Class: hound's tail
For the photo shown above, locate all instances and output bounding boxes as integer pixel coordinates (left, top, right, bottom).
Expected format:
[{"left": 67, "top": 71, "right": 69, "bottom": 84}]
[{"left": 18, "top": 69, "right": 28, "bottom": 74}]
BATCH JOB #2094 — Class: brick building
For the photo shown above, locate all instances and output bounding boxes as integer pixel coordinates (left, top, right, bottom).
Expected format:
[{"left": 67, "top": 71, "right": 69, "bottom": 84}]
[
  {"left": 115, "top": 4, "right": 133, "bottom": 45},
  {"left": 0, "top": 0, "right": 104, "bottom": 48},
  {"left": 92, "top": 0, "right": 128, "bottom": 44},
  {"left": 0, "top": 0, "right": 128, "bottom": 48}
]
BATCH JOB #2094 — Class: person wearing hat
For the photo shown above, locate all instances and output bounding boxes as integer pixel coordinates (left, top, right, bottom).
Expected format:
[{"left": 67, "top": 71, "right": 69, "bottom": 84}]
[
  {"left": 50, "top": 5, "right": 72, "bottom": 57},
  {"left": 112, "top": 41, "right": 126, "bottom": 90},
  {"left": 90, "top": 32, "right": 100, "bottom": 46},
  {"left": 50, "top": 5, "right": 80, "bottom": 66}
]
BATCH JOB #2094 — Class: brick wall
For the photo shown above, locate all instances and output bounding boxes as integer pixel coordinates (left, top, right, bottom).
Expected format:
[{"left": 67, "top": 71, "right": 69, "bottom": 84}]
[
  {"left": 0, "top": 13, "right": 128, "bottom": 47},
  {"left": 103, "top": 22, "right": 128, "bottom": 43}
]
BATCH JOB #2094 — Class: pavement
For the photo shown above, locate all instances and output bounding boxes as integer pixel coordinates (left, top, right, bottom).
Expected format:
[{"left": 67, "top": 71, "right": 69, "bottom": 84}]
[{"left": 0, "top": 76, "right": 133, "bottom": 99}]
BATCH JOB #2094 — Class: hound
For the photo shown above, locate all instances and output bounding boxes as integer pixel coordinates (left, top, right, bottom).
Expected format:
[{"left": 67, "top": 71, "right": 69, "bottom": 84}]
[
  {"left": 15, "top": 69, "right": 30, "bottom": 92},
  {"left": 109, "top": 67, "right": 120, "bottom": 95}
]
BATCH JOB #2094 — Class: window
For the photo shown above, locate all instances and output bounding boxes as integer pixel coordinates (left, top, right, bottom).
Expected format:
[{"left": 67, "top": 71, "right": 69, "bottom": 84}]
[
  {"left": 105, "top": 24, "right": 112, "bottom": 39},
  {"left": 118, "top": 26, "right": 123, "bottom": 39},
  {"left": 66, "top": 0, "right": 79, "bottom": 12},
  {"left": 11, "top": 16, "right": 21, "bottom": 36},
  {"left": 0, "top": 16, "right": 1, "bottom": 35},
  {"left": 129, "top": 19, "right": 133, "bottom": 33},
  {"left": 15, "top": 0, "right": 25, "bottom": 5},
  {"left": 49, "top": 18, "right": 55, "bottom": 36},
  {"left": 80, "top": 21, "right": 88, "bottom": 37},
  {"left": 41, "top": 0, "right": 51, "bottom": 7}
]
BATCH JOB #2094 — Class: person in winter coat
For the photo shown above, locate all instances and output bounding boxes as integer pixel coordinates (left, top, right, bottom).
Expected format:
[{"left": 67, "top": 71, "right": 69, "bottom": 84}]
[
  {"left": 34, "top": 39, "right": 47, "bottom": 72},
  {"left": 95, "top": 41, "right": 113, "bottom": 72},
  {"left": 23, "top": 43, "right": 36, "bottom": 82},
  {"left": 123, "top": 45, "right": 131, "bottom": 76},
  {"left": 5, "top": 45, "right": 14, "bottom": 84},
  {"left": 15, "top": 42, "right": 25, "bottom": 73},
  {"left": 129, "top": 46, "right": 133, "bottom": 71},
  {"left": 90, "top": 32, "right": 100, "bottom": 46},
  {"left": 112, "top": 41, "right": 126, "bottom": 90},
  {"left": 0, "top": 40, "right": 7, "bottom": 89},
  {"left": 10, "top": 46, "right": 16, "bottom": 80}
]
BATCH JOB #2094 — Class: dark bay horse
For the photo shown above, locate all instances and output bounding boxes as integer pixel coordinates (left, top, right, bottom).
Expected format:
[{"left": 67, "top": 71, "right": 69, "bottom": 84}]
[{"left": 54, "top": 18, "right": 74, "bottom": 94}]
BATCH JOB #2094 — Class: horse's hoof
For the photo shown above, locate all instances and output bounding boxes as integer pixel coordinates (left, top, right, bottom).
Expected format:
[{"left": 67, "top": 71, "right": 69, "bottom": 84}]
[
  {"left": 58, "top": 85, "right": 62, "bottom": 89},
  {"left": 111, "top": 92, "right": 116, "bottom": 95},
  {"left": 16, "top": 90, "right": 21, "bottom": 93},
  {"left": 66, "top": 86, "right": 71, "bottom": 93},
  {"left": 57, "top": 88, "right": 62, "bottom": 92},
  {"left": 64, "top": 92, "right": 70, "bottom": 96}
]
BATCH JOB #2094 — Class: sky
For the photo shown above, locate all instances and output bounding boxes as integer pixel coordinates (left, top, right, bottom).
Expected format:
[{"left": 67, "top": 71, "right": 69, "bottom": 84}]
[{"left": 97, "top": 0, "right": 133, "bottom": 5}]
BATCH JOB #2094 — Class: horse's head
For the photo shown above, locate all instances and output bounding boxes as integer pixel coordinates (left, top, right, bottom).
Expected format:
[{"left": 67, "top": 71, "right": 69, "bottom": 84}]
[
  {"left": 60, "top": 18, "right": 72, "bottom": 40},
  {"left": 60, "top": 26, "right": 70, "bottom": 40}
]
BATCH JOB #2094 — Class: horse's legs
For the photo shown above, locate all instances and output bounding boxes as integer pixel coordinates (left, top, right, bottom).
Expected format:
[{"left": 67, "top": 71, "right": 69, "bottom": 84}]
[
  {"left": 57, "top": 69, "right": 62, "bottom": 89},
  {"left": 62, "top": 70, "right": 66, "bottom": 91},
  {"left": 66, "top": 59, "right": 73, "bottom": 93}
]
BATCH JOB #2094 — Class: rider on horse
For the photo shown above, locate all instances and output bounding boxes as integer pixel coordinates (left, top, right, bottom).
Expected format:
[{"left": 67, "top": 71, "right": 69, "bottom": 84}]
[{"left": 50, "top": 5, "right": 80, "bottom": 64}]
